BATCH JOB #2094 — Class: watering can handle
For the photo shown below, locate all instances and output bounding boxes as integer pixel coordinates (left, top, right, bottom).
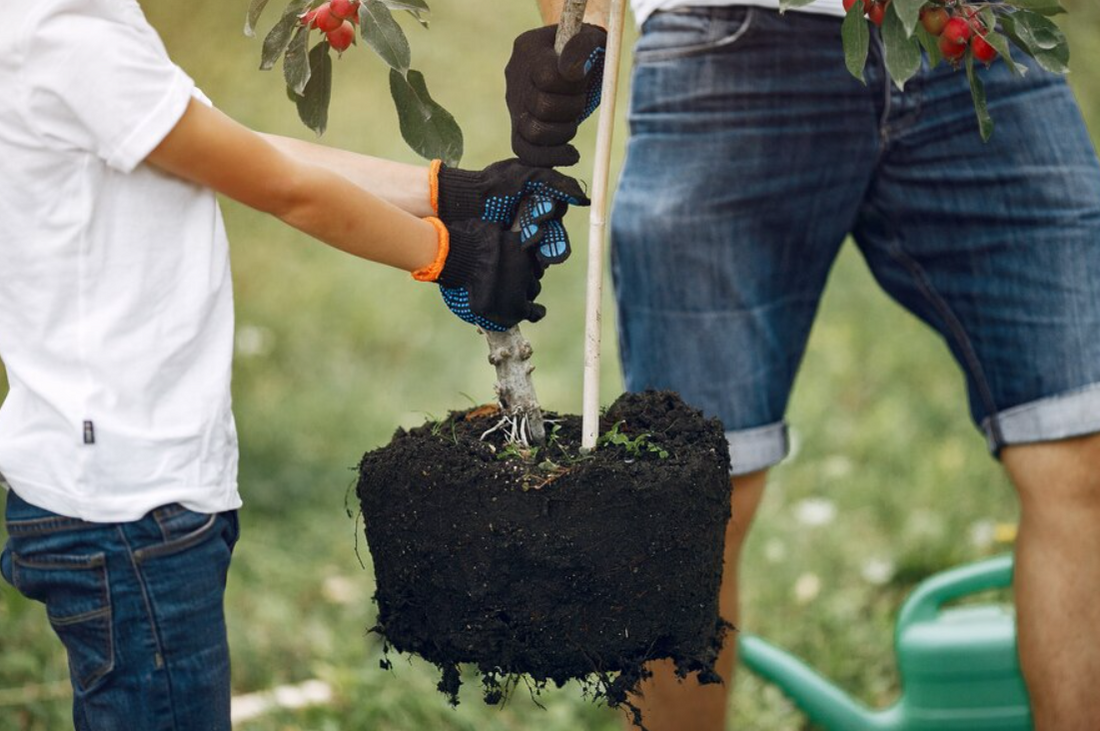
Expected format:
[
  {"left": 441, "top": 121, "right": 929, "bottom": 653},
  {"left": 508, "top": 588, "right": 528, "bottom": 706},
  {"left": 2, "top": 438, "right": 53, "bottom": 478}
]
[{"left": 896, "top": 553, "right": 1014, "bottom": 629}]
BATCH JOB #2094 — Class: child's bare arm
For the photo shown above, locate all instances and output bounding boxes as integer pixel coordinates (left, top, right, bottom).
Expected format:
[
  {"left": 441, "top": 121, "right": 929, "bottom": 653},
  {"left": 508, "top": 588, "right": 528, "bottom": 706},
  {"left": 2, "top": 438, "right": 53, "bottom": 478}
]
[
  {"left": 258, "top": 133, "right": 435, "bottom": 219},
  {"left": 147, "top": 99, "right": 438, "bottom": 273}
]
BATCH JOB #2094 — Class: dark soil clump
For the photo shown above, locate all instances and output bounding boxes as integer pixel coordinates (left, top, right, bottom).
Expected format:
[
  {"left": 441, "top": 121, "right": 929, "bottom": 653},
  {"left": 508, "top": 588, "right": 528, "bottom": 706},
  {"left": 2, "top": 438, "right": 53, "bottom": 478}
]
[{"left": 357, "top": 390, "right": 732, "bottom": 722}]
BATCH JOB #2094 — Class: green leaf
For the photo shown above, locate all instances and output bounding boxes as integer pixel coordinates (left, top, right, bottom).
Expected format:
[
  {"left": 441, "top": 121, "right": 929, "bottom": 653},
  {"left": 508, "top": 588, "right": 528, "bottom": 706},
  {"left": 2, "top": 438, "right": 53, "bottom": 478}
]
[
  {"left": 389, "top": 69, "right": 463, "bottom": 166},
  {"left": 882, "top": 3, "right": 922, "bottom": 89},
  {"left": 965, "top": 52, "right": 994, "bottom": 142},
  {"left": 842, "top": 0, "right": 870, "bottom": 84},
  {"left": 892, "top": 0, "right": 925, "bottom": 38},
  {"left": 1002, "top": 0, "right": 1066, "bottom": 15},
  {"left": 778, "top": 0, "right": 819, "bottom": 12},
  {"left": 296, "top": 42, "right": 333, "bottom": 136},
  {"left": 915, "top": 24, "right": 944, "bottom": 68},
  {"left": 244, "top": 0, "right": 272, "bottom": 37},
  {"left": 380, "top": 0, "right": 429, "bottom": 12},
  {"left": 380, "top": 0, "right": 430, "bottom": 26},
  {"left": 283, "top": 25, "right": 312, "bottom": 95},
  {"left": 1001, "top": 13, "right": 1070, "bottom": 73},
  {"left": 261, "top": 0, "right": 311, "bottom": 70},
  {"left": 359, "top": 0, "right": 412, "bottom": 72},
  {"left": 405, "top": 10, "right": 430, "bottom": 28},
  {"left": 1008, "top": 9, "right": 1066, "bottom": 50},
  {"left": 980, "top": 25, "right": 1028, "bottom": 76}
]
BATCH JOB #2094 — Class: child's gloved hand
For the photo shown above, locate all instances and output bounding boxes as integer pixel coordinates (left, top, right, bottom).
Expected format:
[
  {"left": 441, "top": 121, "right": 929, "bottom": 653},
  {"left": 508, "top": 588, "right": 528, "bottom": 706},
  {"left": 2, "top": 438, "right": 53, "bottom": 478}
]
[
  {"left": 431, "top": 158, "right": 589, "bottom": 267},
  {"left": 417, "top": 195, "right": 568, "bottom": 331}
]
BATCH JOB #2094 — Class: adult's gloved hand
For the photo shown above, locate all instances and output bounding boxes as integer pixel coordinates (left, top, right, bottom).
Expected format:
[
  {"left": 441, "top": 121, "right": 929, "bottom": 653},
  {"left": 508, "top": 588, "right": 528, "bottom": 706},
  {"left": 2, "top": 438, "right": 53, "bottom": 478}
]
[
  {"left": 416, "top": 196, "right": 565, "bottom": 331},
  {"left": 431, "top": 158, "right": 590, "bottom": 267},
  {"left": 505, "top": 22, "right": 607, "bottom": 168}
]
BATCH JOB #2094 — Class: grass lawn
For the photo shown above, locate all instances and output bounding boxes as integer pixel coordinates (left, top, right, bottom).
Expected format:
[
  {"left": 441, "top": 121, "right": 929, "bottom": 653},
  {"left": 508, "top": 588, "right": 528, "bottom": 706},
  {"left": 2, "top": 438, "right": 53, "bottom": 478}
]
[{"left": 1, "top": 1, "right": 1098, "bottom": 729}]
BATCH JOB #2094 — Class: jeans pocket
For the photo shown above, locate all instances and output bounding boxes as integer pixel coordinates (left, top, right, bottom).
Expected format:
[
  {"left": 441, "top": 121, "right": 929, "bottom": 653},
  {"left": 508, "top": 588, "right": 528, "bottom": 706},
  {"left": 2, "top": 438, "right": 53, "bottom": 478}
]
[
  {"left": 139, "top": 505, "right": 221, "bottom": 562},
  {"left": 11, "top": 551, "right": 115, "bottom": 691},
  {"left": 635, "top": 8, "right": 755, "bottom": 64}
]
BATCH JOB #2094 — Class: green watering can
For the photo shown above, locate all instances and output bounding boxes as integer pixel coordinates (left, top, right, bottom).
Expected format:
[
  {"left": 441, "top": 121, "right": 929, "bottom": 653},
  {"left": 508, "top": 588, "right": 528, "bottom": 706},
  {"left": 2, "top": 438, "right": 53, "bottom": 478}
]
[{"left": 739, "top": 554, "right": 1032, "bottom": 730}]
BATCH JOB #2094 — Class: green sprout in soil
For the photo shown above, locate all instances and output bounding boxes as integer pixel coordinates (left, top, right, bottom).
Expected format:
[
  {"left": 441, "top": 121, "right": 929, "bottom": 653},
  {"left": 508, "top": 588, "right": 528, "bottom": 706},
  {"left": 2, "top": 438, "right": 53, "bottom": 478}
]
[{"left": 598, "top": 421, "right": 670, "bottom": 461}]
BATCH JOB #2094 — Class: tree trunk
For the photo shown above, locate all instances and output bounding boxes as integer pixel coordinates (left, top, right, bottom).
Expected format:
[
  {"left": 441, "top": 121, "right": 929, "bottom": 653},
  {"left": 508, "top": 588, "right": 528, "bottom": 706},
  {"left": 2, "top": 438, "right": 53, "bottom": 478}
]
[{"left": 485, "top": 0, "right": 589, "bottom": 447}]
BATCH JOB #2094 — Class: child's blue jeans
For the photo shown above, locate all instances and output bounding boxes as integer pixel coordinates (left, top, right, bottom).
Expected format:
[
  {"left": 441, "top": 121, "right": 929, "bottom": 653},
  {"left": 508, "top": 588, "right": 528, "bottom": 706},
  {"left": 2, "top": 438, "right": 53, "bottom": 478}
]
[{"left": 2, "top": 489, "right": 239, "bottom": 731}]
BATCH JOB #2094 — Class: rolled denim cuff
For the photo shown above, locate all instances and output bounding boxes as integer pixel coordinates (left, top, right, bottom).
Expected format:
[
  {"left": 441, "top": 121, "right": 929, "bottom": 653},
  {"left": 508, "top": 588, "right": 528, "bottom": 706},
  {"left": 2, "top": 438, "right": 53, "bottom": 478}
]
[
  {"left": 983, "top": 382, "right": 1100, "bottom": 453},
  {"left": 725, "top": 421, "right": 789, "bottom": 476}
]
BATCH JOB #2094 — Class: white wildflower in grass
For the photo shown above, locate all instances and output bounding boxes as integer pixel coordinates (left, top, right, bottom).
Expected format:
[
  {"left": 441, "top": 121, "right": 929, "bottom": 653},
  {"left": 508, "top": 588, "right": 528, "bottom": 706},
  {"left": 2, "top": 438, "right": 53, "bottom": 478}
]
[
  {"left": 822, "top": 455, "right": 853, "bottom": 480},
  {"left": 969, "top": 519, "right": 996, "bottom": 549},
  {"left": 321, "top": 575, "right": 359, "bottom": 606},
  {"left": 794, "top": 497, "right": 837, "bottom": 527},
  {"left": 793, "top": 573, "right": 822, "bottom": 604},
  {"left": 764, "top": 538, "right": 788, "bottom": 564},
  {"left": 860, "top": 557, "right": 895, "bottom": 586},
  {"left": 235, "top": 324, "right": 275, "bottom": 357}
]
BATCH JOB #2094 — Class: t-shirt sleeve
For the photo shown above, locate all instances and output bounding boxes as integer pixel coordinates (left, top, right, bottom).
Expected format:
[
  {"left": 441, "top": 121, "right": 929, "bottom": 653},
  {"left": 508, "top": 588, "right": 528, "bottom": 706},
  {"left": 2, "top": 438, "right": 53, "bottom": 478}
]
[{"left": 24, "top": 1, "right": 196, "bottom": 173}]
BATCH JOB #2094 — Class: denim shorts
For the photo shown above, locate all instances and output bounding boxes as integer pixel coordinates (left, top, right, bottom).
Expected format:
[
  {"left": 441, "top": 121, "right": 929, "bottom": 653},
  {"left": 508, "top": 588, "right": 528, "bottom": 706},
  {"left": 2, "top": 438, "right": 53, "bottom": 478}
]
[
  {"left": 611, "top": 6, "right": 1100, "bottom": 475},
  {"left": 1, "top": 489, "right": 239, "bottom": 731}
]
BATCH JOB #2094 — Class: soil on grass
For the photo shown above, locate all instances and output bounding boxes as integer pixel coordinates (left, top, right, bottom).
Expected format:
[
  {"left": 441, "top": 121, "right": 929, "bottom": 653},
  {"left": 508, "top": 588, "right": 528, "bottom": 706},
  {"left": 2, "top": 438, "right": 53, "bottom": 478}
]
[{"left": 357, "top": 390, "right": 733, "bottom": 721}]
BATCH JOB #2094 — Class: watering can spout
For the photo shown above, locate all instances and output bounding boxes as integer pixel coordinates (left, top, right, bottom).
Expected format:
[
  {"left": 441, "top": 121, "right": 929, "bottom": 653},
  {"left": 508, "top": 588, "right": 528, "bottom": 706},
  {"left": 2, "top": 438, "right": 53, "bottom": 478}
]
[{"left": 740, "top": 634, "right": 894, "bottom": 731}]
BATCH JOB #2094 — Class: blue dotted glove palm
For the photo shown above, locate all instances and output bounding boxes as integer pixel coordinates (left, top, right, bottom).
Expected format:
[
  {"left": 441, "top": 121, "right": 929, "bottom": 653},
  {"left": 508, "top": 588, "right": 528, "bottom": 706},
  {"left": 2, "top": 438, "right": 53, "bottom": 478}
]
[
  {"left": 432, "top": 158, "right": 590, "bottom": 267},
  {"left": 428, "top": 194, "right": 570, "bottom": 331}
]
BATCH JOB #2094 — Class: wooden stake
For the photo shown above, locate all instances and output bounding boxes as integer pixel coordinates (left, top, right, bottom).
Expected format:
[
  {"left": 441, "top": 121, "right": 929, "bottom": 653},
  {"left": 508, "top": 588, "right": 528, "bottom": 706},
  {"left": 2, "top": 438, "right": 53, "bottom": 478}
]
[{"left": 581, "top": 0, "right": 626, "bottom": 452}]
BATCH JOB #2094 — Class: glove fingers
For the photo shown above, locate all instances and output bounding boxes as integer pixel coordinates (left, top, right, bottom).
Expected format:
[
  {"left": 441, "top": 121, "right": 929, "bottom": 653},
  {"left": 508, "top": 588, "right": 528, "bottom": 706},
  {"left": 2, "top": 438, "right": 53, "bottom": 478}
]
[
  {"left": 525, "top": 170, "right": 590, "bottom": 206},
  {"left": 557, "top": 25, "right": 608, "bottom": 82},
  {"left": 533, "top": 218, "right": 571, "bottom": 266},
  {"left": 531, "top": 62, "right": 587, "bottom": 94},
  {"left": 517, "top": 114, "right": 580, "bottom": 148},
  {"left": 529, "top": 90, "right": 587, "bottom": 123},
  {"left": 512, "top": 133, "right": 580, "bottom": 169},
  {"left": 525, "top": 302, "right": 547, "bottom": 324},
  {"left": 512, "top": 193, "right": 550, "bottom": 248}
]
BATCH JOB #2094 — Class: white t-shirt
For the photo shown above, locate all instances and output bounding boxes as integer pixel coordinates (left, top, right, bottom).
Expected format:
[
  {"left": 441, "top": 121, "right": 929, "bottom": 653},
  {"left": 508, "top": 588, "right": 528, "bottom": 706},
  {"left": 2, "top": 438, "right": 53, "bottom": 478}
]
[
  {"left": 632, "top": 0, "right": 845, "bottom": 27},
  {"left": 0, "top": 0, "right": 241, "bottom": 522}
]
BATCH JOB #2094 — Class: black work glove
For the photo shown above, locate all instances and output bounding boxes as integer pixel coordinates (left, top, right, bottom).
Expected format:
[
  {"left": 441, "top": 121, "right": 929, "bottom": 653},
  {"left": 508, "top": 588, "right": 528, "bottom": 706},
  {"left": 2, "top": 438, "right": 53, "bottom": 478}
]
[
  {"left": 505, "top": 22, "right": 607, "bottom": 168},
  {"left": 434, "top": 200, "right": 560, "bottom": 331},
  {"left": 433, "top": 158, "right": 590, "bottom": 266}
]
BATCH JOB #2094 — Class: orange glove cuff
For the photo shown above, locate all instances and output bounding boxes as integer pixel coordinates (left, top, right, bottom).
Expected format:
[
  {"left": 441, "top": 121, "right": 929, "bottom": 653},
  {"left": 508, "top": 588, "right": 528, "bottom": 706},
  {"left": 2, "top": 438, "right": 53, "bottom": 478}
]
[{"left": 412, "top": 216, "right": 449, "bottom": 282}]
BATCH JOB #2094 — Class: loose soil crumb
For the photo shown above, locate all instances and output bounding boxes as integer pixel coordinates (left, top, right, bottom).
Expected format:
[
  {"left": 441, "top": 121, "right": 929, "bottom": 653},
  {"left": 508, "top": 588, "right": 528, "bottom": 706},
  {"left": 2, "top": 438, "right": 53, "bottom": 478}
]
[{"left": 357, "top": 391, "right": 733, "bottom": 726}]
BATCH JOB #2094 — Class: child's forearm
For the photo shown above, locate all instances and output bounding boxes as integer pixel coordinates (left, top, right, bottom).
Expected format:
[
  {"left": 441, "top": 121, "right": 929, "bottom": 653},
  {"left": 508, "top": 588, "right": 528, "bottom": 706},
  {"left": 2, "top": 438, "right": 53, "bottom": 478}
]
[
  {"left": 276, "top": 162, "right": 438, "bottom": 272},
  {"left": 259, "top": 133, "right": 434, "bottom": 218},
  {"left": 147, "top": 99, "right": 438, "bottom": 273}
]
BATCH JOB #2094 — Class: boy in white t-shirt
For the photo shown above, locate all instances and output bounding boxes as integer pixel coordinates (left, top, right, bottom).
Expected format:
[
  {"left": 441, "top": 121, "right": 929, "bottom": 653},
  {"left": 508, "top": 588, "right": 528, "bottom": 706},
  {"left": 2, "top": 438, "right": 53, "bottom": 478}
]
[{"left": 0, "top": 1, "right": 587, "bottom": 728}]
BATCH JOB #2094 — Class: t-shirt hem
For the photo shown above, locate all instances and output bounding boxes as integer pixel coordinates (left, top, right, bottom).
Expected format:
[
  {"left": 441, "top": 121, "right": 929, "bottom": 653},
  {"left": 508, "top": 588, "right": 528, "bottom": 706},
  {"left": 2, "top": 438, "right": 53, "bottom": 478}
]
[
  {"left": 104, "top": 67, "right": 196, "bottom": 173},
  {"left": 1, "top": 472, "right": 242, "bottom": 524}
]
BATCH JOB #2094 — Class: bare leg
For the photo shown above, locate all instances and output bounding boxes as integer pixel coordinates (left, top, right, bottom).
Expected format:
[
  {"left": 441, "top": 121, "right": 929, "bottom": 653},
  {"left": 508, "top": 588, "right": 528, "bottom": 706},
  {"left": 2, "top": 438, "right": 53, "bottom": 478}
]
[
  {"left": 625, "top": 470, "right": 768, "bottom": 731},
  {"left": 1002, "top": 433, "right": 1100, "bottom": 731}
]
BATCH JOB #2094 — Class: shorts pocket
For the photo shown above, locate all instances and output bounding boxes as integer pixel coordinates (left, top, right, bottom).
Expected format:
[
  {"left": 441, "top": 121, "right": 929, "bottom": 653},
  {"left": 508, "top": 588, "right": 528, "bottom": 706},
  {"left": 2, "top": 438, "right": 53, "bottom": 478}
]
[
  {"left": 635, "top": 8, "right": 755, "bottom": 63},
  {"left": 11, "top": 552, "right": 114, "bottom": 691}
]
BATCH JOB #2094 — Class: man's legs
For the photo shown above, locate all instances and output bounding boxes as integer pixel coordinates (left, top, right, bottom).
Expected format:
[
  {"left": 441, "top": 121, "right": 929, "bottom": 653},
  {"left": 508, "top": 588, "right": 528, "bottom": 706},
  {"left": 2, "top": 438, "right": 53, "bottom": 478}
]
[
  {"left": 612, "top": 8, "right": 882, "bottom": 730},
  {"left": 1002, "top": 434, "right": 1100, "bottom": 731},
  {"left": 626, "top": 471, "right": 767, "bottom": 731}
]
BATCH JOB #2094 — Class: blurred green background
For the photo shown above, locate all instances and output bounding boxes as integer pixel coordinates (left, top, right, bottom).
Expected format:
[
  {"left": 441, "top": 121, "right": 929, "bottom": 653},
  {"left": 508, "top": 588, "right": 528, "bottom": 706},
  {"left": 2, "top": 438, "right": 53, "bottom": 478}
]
[{"left": 1, "top": 1, "right": 1098, "bottom": 729}]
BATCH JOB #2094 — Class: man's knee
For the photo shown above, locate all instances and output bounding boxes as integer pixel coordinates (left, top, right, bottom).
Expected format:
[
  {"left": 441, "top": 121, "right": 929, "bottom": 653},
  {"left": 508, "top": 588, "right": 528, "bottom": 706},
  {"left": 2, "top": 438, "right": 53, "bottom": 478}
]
[{"left": 1003, "top": 432, "right": 1100, "bottom": 512}]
